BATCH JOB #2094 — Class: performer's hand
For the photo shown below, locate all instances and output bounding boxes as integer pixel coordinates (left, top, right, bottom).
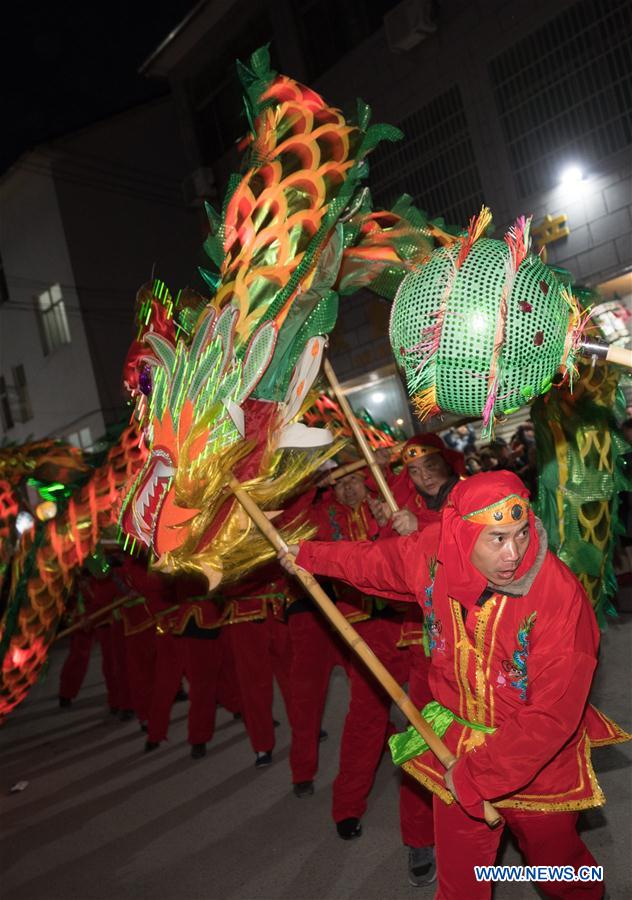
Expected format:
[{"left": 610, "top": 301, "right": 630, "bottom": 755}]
[
  {"left": 367, "top": 495, "right": 390, "bottom": 526},
  {"left": 391, "top": 509, "right": 418, "bottom": 536},
  {"left": 278, "top": 545, "right": 299, "bottom": 573},
  {"left": 444, "top": 761, "right": 459, "bottom": 802}
]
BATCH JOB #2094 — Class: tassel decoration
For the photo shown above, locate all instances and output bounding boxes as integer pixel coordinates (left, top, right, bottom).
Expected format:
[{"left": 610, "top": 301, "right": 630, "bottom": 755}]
[{"left": 456, "top": 206, "right": 492, "bottom": 269}]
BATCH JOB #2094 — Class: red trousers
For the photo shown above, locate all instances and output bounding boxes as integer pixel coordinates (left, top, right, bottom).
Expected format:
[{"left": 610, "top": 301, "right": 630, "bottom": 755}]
[
  {"left": 288, "top": 611, "right": 339, "bottom": 783},
  {"left": 216, "top": 630, "right": 242, "bottom": 715},
  {"left": 110, "top": 620, "right": 131, "bottom": 709},
  {"left": 59, "top": 625, "right": 128, "bottom": 708},
  {"left": 124, "top": 627, "right": 156, "bottom": 722},
  {"left": 333, "top": 617, "right": 409, "bottom": 823},
  {"left": 399, "top": 642, "right": 435, "bottom": 847},
  {"left": 147, "top": 632, "right": 223, "bottom": 745},
  {"left": 228, "top": 617, "right": 292, "bottom": 753},
  {"left": 434, "top": 795, "right": 603, "bottom": 899}
]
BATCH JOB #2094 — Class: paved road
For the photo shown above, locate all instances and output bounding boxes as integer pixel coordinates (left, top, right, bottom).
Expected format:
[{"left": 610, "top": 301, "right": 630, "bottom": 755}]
[{"left": 1, "top": 609, "right": 630, "bottom": 900}]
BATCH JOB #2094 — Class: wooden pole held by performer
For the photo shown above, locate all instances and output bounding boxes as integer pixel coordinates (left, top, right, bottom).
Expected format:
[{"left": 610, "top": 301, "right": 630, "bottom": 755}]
[
  {"left": 226, "top": 472, "right": 502, "bottom": 829},
  {"left": 323, "top": 359, "right": 400, "bottom": 514},
  {"left": 325, "top": 445, "right": 404, "bottom": 483},
  {"left": 55, "top": 592, "right": 135, "bottom": 641}
]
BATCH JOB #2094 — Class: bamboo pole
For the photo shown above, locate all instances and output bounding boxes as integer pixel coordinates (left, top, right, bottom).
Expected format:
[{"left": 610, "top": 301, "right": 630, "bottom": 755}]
[
  {"left": 55, "top": 592, "right": 136, "bottom": 640},
  {"left": 56, "top": 596, "right": 180, "bottom": 641},
  {"left": 226, "top": 472, "right": 501, "bottom": 828},
  {"left": 323, "top": 359, "right": 400, "bottom": 514},
  {"left": 326, "top": 444, "right": 405, "bottom": 483}
]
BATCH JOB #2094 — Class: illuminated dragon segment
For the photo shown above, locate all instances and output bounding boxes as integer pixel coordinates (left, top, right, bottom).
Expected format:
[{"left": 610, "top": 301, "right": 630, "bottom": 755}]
[
  {"left": 119, "top": 47, "right": 432, "bottom": 585},
  {"left": 0, "top": 426, "right": 147, "bottom": 718},
  {"left": 0, "top": 440, "right": 88, "bottom": 594}
]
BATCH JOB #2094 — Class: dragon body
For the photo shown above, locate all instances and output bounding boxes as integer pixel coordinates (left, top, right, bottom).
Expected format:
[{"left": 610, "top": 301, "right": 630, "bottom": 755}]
[
  {"left": 532, "top": 360, "right": 630, "bottom": 625},
  {"left": 0, "top": 426, "right": 146, "bottom": 718}
]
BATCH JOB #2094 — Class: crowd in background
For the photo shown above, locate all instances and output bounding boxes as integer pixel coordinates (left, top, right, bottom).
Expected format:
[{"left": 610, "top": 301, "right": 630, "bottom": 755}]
[{"left": 441, "top": 421, "right": 538, "bottom": 496}]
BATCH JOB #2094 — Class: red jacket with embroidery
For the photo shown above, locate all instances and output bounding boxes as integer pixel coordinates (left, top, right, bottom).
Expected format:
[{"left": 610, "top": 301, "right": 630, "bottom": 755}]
[
  {"left": 378, "top": 475, "right": 442, "bottom": 647},
  {"left": 308, "top": 493, "right": 382, "bottom": 623},
  {"left": 384, "top": 480, "right": 442, "bottom": 647},
  {"left": 221, "top": 564, "right": 288, "bottom": 624},
  {"left": 380, "top": 473, "right": 441, "bottom": 539},
  {"left": 296, "top": 530, "right": 629, "bottom": 814},
  {"left": 160, "top": 573, "right": 229, "bottom": 634},
  {"left": 115, "top": 557, "right": 170, "bottom": 636}
]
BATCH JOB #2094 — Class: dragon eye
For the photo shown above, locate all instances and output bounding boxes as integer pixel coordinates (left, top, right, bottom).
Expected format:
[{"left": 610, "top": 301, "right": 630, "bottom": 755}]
[{"left": 139, "top": 364, "right": 153, "bottom": 397}]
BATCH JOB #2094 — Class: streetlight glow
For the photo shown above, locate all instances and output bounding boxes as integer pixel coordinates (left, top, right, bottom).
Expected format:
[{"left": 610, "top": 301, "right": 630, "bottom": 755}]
[{"left": 560, "top": 164, "right": 584, "bottom": 186}]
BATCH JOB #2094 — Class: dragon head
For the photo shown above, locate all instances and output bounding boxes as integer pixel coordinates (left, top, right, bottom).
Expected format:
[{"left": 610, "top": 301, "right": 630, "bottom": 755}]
[{"left": 120, "top": 47, "right": 431, "bottom": 587}]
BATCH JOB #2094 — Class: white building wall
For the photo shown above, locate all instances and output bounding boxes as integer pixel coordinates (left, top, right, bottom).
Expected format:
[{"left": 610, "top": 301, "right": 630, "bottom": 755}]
[{"left": 0, "top": 154, "right": 105, "bottom": 445}]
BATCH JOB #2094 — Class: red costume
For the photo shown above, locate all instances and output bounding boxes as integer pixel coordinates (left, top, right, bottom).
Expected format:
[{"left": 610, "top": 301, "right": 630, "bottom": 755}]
[
  {"left": 222, "top": 567, "right": 292, "bottom": 754},
  {"left": 116, "top": 556, "right": 166, "bottom": 723},
  {"left": 286, "top": 585, "right": 340, "bottom": 785},
  {"left": 310, "top": 488, "right": 409, "bottom": 824},
  {"left": 389, "top": 435, "right": 464, "bottom": 853},
  {"left": 296, "top": 472, "right": 629, "bottom": 898},
  {"left": 59, "top": 571, "right": 130, "bottom": 711},
  {"left": 147, "top": 573, "right": 230, "bottom": 747}
]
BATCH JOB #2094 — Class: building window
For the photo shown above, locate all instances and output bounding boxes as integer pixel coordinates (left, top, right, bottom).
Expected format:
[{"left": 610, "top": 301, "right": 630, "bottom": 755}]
[
  {"left": 489, "top": 0, "right": 632, "bottom": 198},
  {"left": 0, "top": 375, "right": 13, "bottom": 431},
  {"left": 12, "top": 364, "right": 32, "bottom": 424},
  {"left": 341, "top": 367, "right": 415, "bottom": 439},
  {"left": 369, "top": 86, "right": 485, "bottom": 226},
  {"left": 37, "top": 283, "right": 71, "bottom": 355},
  {"left": 67, "top": 426, "right": 93, "bottom": 451}
]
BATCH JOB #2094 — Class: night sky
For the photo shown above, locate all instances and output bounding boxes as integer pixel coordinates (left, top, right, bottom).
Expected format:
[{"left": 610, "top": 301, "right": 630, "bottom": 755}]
[{"left": 2, "top": 1, "right": 199, "bottom": 174}]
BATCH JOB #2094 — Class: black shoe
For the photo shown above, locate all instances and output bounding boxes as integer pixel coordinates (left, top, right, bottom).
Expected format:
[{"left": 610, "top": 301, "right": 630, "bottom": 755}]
[
  {"left": 293, "top": 780, "right": 314, "bottom": 798},
  {"left": 255, "top": 751, "right": 272, "bottom": 768},
  {"left": 174, "top": 687, "right": 188, "bottom": 703},
  {"left": 319, "top": 729, "right": 328, "bottom": 742},
  {"left": 59, "top": 696, "right": 72, "bottom": 708},
  {"left": 408, "top": 846, "right": 437, "bottom": 887},
  {"left": 144, "top": 740, "right": 160, "bottom": 753},
  {"left": 109, "top": 706, "right": 119, "bottom": 716},
  {"left": 118, "top": 708, "right": 135, "bottom": 722},
  {"left": 190, "top": 742, "right": 206, "bottom": 759},
  {"left": 232, "top": 712, "right": 242, "bottom": 720},
  {"left": 336, "top": 817, "right": 362, "bottom": 840},
  {"left": 139, "top": 722, "right": 148, "bottom": 733}
]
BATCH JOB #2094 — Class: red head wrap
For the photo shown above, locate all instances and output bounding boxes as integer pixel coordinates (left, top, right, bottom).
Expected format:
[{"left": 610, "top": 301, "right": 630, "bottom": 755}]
[
  {"left": 401, "top": 434, "right": 465, "bottom": 476},
  {"left": 438, "top": 470, "right": 539, "bottom": 606}
]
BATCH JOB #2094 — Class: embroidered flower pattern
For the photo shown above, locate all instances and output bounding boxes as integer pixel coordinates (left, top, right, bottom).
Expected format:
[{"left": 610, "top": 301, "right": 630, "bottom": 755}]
[
  {"left": 423, "top": 556, "right": 445, "bottom": 653},
  {"left": 328, "top": 506, "right": 343, "bottom": 542},
  {"left": 497, "top": 611, "right": 537, "bottom": 700}
]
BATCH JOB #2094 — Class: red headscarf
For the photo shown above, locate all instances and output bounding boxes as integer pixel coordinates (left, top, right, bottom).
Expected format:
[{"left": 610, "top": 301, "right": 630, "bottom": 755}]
[
  {"left": 401, "top": 434, "right": 466, "bottom": 476},
  {"left": 438, "top": 471, "right": 539, "bottom": 606},
  {"left": 388, "top": 433, "right": 465, "bottom": 512}
]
